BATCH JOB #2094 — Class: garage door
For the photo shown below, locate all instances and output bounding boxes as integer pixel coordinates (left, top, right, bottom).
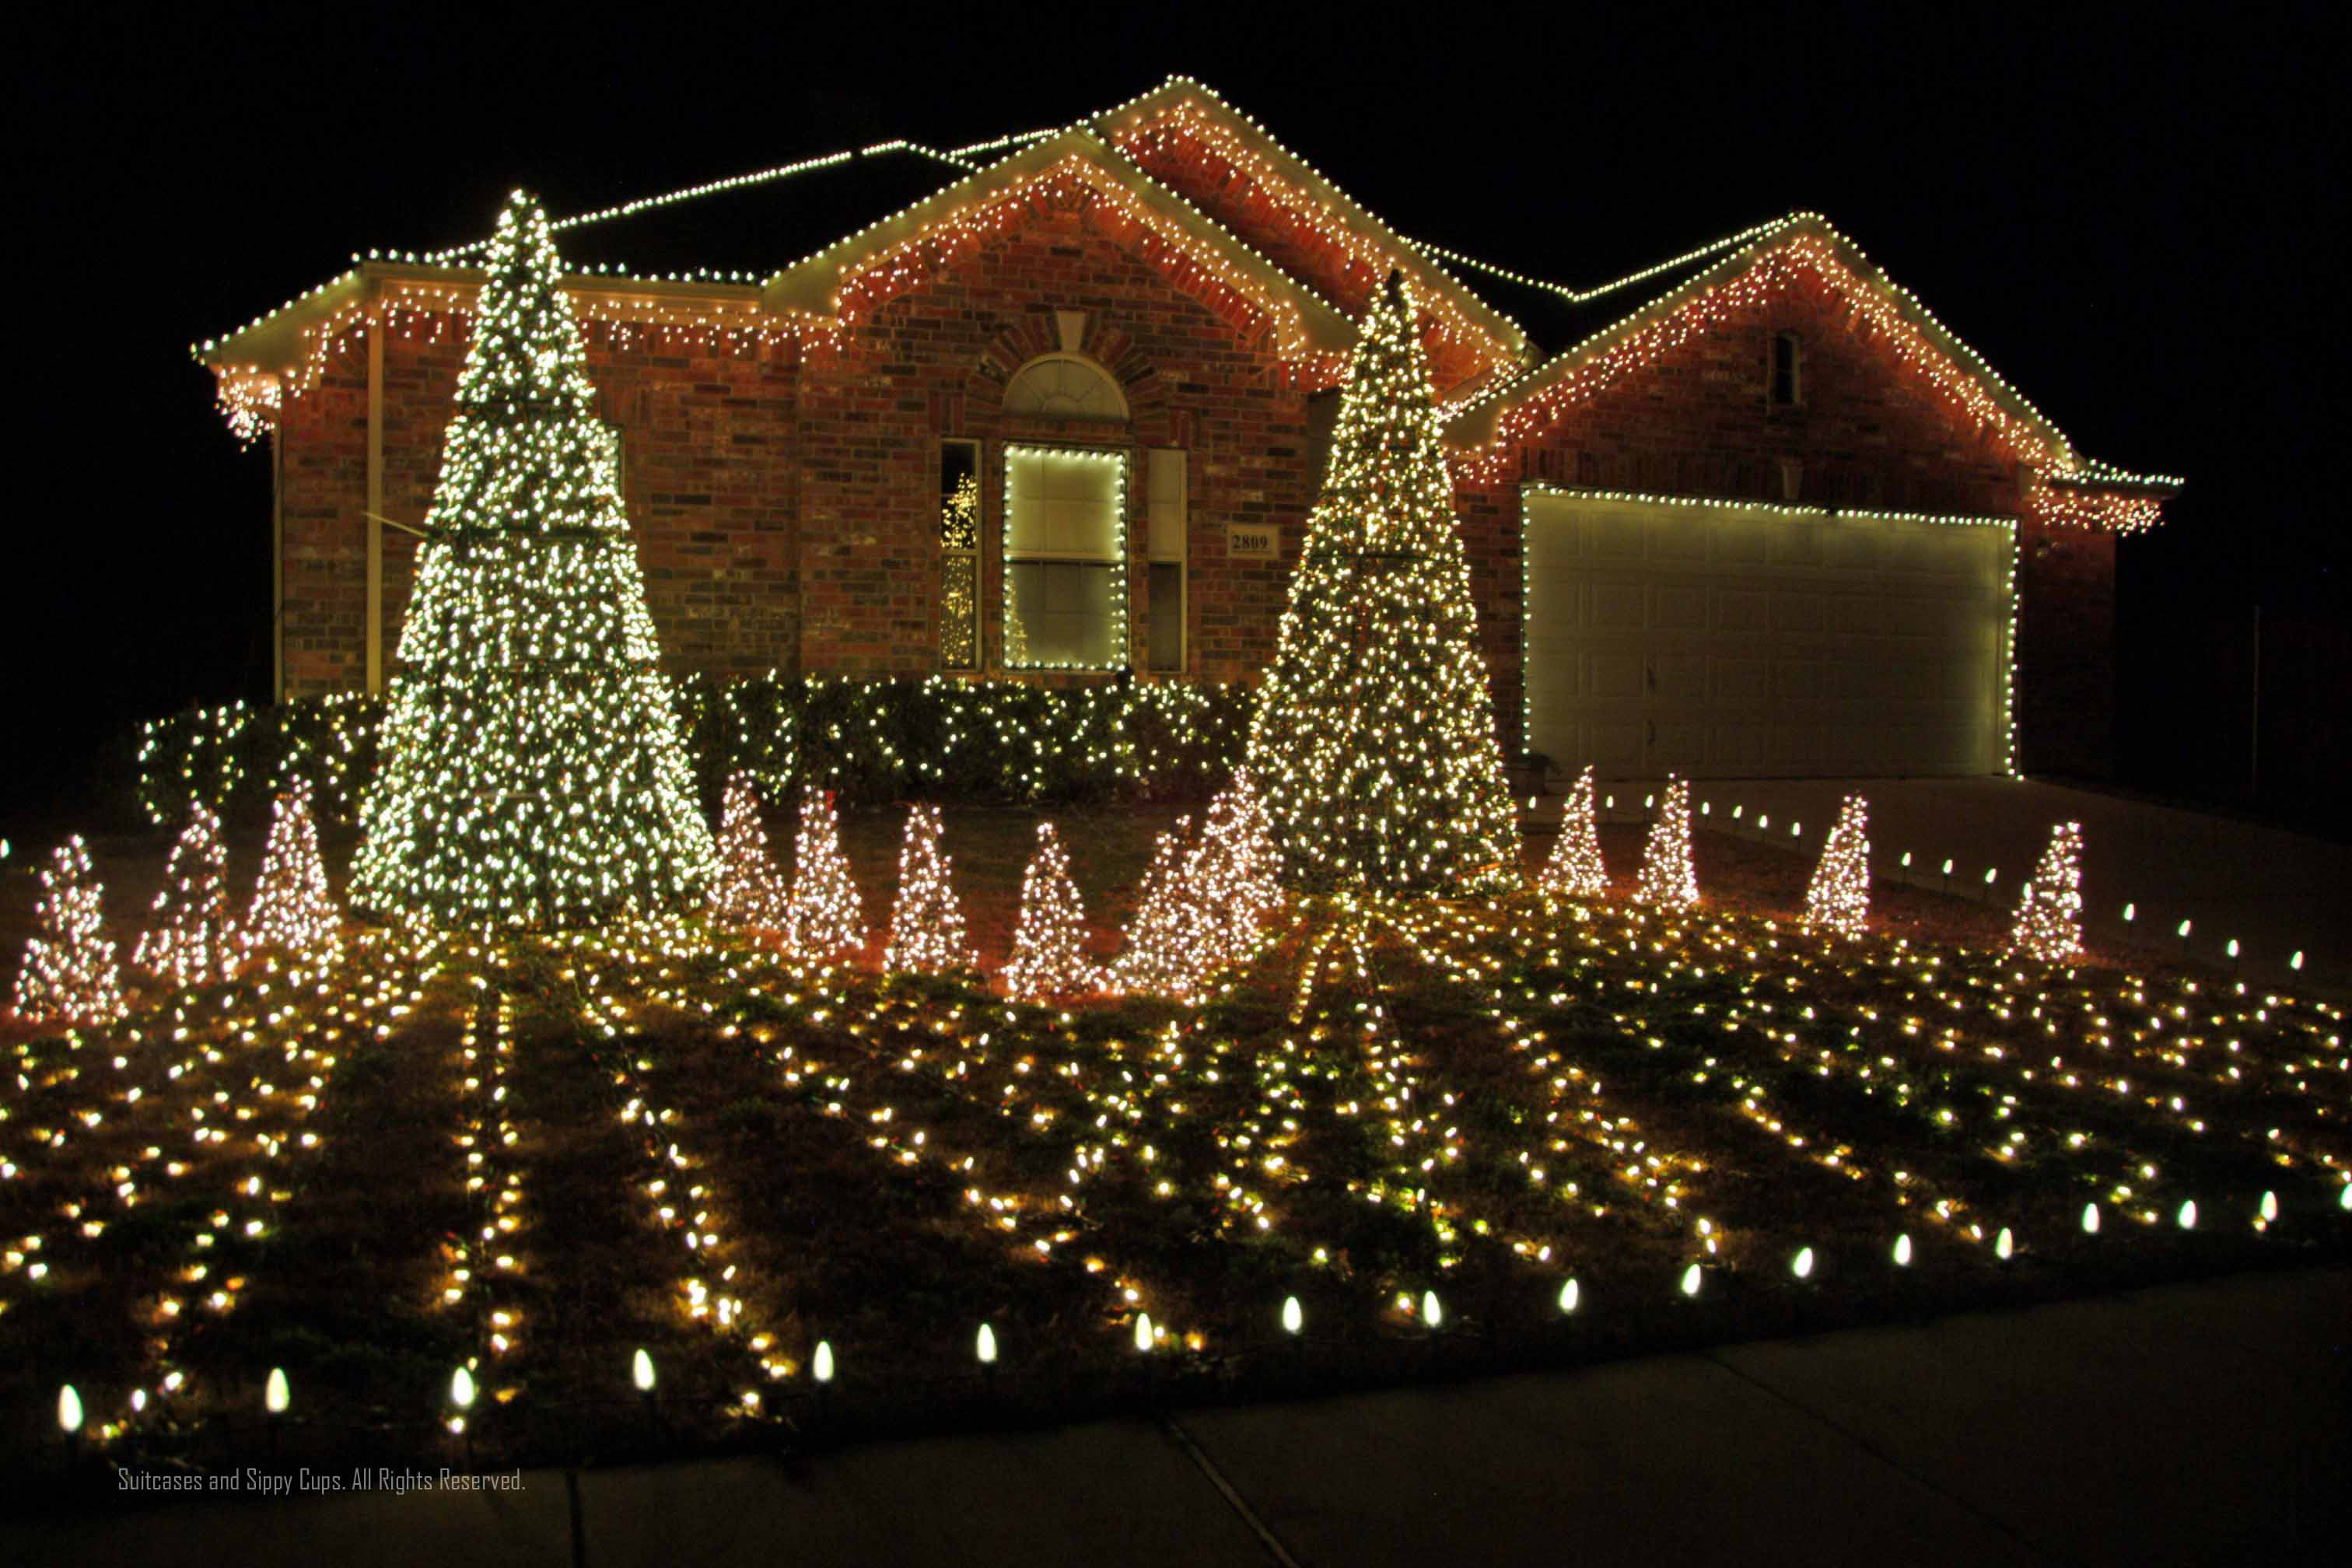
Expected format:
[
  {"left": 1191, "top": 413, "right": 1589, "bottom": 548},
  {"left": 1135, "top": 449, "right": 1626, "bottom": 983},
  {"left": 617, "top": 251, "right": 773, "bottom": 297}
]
[{"left": 1521, "top": 490, "right": 2012, "bottom": 779}]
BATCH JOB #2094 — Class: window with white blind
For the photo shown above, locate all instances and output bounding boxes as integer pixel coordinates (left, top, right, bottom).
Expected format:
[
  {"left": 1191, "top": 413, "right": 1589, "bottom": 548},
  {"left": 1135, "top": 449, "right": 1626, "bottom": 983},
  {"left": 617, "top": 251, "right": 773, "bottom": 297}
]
[
  {"left": 1003, "top": 443, "right": 1128, "bottom": 670},
  {"left": 1146, "top": 447, "right": 1186, "bottom": 672}
]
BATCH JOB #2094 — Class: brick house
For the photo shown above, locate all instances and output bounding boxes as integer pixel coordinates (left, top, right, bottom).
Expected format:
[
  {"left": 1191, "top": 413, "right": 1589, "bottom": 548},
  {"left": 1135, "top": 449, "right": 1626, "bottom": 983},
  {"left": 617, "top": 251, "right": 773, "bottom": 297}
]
[{"left": 195, "top": 76, "right": 2175, "bottom": 780}]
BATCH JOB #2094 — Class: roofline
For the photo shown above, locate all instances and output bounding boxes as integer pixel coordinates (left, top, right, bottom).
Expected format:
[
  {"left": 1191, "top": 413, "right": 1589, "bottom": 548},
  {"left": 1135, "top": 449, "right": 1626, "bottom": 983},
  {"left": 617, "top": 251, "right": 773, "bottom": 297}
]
[
  {"left": 758, "top": 125, "right": 1359, "bottom": 356},
  {"left": 1087, "top": 76, "right": 1534, "bottom": 366},
  {"left": 1443, "top": 212, "right": 2094, "bottom": 478},
  {"left": 194, "top": 261, "right": 768, "bottom": 372}
]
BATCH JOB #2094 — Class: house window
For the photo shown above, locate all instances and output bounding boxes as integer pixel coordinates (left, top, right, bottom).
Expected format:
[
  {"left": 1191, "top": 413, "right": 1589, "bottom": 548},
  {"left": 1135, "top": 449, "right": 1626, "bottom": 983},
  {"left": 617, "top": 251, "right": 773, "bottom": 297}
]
[
  {"left": 1770, "top": 332, "right": 1802, "bottom": 407},
  {"left": 1003, "top": 443, "right": 1128, "bottom": 670},
  {"left": 939, "top": 440, "right": 980, "bottom": 670},
  {"left": 1146, "top": 446, "right": 1187, "bottom": 672},
  {"left": 1003, "top": 353, "right": 1129, "bottom": 421}
]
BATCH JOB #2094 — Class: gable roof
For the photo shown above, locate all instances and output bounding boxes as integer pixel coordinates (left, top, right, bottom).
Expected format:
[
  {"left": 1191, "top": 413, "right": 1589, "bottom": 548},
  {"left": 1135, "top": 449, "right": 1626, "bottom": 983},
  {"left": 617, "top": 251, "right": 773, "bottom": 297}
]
[
  {"left": 1442, "top": 212, "right": 2182, "bottom": 496},
  {"left": 758, "top": 124, "right": 1360, "bottom": 363}
]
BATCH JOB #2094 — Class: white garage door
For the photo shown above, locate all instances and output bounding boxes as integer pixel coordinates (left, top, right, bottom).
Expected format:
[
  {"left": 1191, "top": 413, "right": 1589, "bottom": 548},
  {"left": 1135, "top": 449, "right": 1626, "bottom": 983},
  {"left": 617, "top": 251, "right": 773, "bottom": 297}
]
[{"left": 1521, "top": 490, "right": 2012, "bottom": 779}]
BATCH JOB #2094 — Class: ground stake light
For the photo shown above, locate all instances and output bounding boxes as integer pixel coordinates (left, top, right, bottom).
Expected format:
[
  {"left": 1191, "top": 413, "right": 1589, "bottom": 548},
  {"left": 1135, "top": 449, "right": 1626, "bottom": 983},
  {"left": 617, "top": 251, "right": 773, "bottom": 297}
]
[
  {"left": 58, "top": 1384, "right": 82, "bottom": 1437},
  {"left": 2259, "top": 1191, "right": 2279, "bottom": 1224},
  {"left": 265, "top": 1367, "right": 289, "bottom": 1416},
  {"left": 1558, "top": 1278, "right": 1580, "bottom": 1314},
  {"left": 1996, "top": 1227, "right": 2015, "bottom": 1262},
  {"left": 1420, "top": 1291, "right": 1442, "bottom": 1330},
  {"left": 1133, "top": 1313, "right": 1154, "bottom": 1354},
  {"left": 2081, "top": 1203, "right": 2100, "bottom": 1235},
  {"left": 1791, "top": 1247, "right": 1815, "bottom": 1279},
  {"left": 814, "top": 1341, "right": 835, "bottom": 1383},
  {"left": 1893, "top": 1234, "right": 1913, "bottom": 1267},
  {"left": 632, "top": 1348, "right": 655, "bottom": 1393},
  {"left": 1281, "top": 1296, "right": 1304, "bottom": 1335},
  {"left": 2177, "top": 1201, "right": 2197, "bottom": 1230},
  {"left": 976, "top": 1323, "right": 997, "bottom": 1366},
  {"left": 1680, "top": 1263, "right": 1703, "bottom": 1298}
]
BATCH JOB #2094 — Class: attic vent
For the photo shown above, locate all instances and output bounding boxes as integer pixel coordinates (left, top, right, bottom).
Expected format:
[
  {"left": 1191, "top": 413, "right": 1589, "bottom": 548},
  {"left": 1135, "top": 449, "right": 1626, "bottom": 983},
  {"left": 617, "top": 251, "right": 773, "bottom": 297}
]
[
  {"left": 1003, "top": 353, "right": 1129, "bottom": 421},
  {"left": 1770, "top": 332, "right": 1803, "bottom": 407}
]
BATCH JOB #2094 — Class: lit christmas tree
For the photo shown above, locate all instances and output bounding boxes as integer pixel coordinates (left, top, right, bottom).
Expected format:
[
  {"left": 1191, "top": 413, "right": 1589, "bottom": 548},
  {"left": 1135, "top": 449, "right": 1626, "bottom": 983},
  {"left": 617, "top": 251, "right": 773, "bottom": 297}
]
[
  {"left": 884, "top": 803, "right": 973, "bottom": 975},
  {"left": 12, "top": 838, "right": 127, "bottom": 1027},
  {"left": 1001, "top": 822, "right": 1099, "bottom": 1000},
  {"left": 240, "top": 779, "right": 343, "bottom": 968},
  {"left": 352, "top": 190, "right": 714, "bottom": 930},
  {"left": 1803, "top": 794, "right": 1871, "bottom": 939},
  {"left": 709, "top": 772, "right": 789, "bottom": 932},
  {"left": 135, "top": 805, "right": 235, "bottom": 987},
  {"left": 2010, "top": 821, "right": 2085, "bottom": 963},
  {"left": 1537, "top": 765, "right": 1609, "bottom": 901},
  {"left": 1111, "top": 772, "right": 1285, "bottom": 999},
  {"left": 1243, "top": 271, "right": 1517, "bottom": 894},
  {"left": 1107, "top": 817, "right": 1216, "bottom": 1000},
  {"left": 783, "top": 788, "right": 866, "bottom": 964},
  {"left": 1633, "top": 777, "right": 1699, "bottom": 911}
]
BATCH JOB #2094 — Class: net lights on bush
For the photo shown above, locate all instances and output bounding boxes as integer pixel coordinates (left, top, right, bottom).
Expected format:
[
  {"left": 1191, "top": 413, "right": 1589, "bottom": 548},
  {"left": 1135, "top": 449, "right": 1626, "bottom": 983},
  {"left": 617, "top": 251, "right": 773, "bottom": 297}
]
[
  {"left": 783, "top": 788, "right": 866, "bottom": 966},
  {"left": 1537, "top": 765, "right": 1609, "bottom": 901},
  {"left": 11, "top": 837, "right": 128, "bottom": 1028},
  {"left": 884, "top": 803, "right": 974, "bottom": 975},
  {"left": 134, "top": 805, "right": 235, "bottom": 989},
  {"left": 1002, "top": 823, "right": 1101, "bottom": 1001},
  {"left": 350, "top": 191, "right": 717, "bottom": 933},
  {"left": 1633, "top": 778, "right": 1699, "bottom": 911},
  {"left": 239, "top": 779, "right": 343, "bottom": 969},
  {"left": 1802, "top": 794, "right": 1871, "bottom": 939},
  {"left": 709, "top": 773, "right": 791, "bottom": 933},
  {"left": 1243, "top": 272, "right": 1519, "bottom": 894},
  {"left": 2010, "top": 821, "right": 2086, "bottom": 964}
]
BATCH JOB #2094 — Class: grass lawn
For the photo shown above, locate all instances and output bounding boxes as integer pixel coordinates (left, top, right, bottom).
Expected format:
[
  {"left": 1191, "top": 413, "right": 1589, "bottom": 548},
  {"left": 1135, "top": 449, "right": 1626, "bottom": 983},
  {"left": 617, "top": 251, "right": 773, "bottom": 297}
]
[{"left": 2, "top": 800, "right": 2345, "bottom": 1479}]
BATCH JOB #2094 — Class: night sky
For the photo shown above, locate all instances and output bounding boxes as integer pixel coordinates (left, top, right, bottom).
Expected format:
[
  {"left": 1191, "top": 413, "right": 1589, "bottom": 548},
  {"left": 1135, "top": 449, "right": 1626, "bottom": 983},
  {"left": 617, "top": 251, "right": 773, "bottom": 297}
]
[{"left": 9, "top": 8, "right": 2336, "bottom": 835}]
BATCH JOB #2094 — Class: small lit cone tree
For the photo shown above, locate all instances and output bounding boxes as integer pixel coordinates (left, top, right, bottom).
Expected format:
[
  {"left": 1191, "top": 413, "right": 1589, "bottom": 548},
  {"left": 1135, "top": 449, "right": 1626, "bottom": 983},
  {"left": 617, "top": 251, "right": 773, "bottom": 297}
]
[
  {"left": 709, "top": 773, "right": 790, "bottom": 933},
  {"left": 240, "top": 779, "right": 343, "bottom": 969},
  {"left": 885, "top": 803, "right": 974, "bottom": 975},
  {"left": 2010, "top": 821, "right": 2086, "bottom": 963},
  {"left": 1109, "top": 771, "right": 1285, "bottom": 999},
  {"left": 1633, "top": 777, "right": 1699, "bottom": 911},
  {"left": 12, "top": 838, "right": 127, "bottom": 1027},
  {"left": 1244, "top": 272, "right": 1517, "bottom": 894},
  {"left": 782, "top": 788, "right": 866, "bottom": 964},
  {"left": 1194, "top": 769, "right": 1283, "bottom": 972},
  {"left": 1107, "top": 818, "right": 1219, "bottom": 1000},
  {"left": 353, "top": 191, "right": 714, "bottom": 930},
  {"left": 1537, "top": 765, "right": 1609, "bottom": 901},
  {"left": 1802, "top": 794, "right": 1871, "bottom": 939},
  {"left": 1001, "top": 823, "right": 1100, "bottom": 1000},
  {"left": 135, "top": 805, "right": 236, "bottom": 987}
]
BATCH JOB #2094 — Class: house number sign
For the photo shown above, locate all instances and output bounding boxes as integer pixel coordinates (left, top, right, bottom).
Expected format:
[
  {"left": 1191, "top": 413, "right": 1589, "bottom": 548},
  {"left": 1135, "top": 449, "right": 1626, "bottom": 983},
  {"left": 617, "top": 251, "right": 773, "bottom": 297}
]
[{"left": 1227, "top": 524, "right": 1281, "bottom": 559}]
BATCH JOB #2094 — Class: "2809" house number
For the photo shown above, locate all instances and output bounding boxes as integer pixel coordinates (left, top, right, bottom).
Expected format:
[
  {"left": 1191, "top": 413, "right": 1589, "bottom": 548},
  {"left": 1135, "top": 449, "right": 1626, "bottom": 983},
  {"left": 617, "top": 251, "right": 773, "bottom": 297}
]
[{"left": 1226, "top": 525, "right": 1280, "bottom": 559}]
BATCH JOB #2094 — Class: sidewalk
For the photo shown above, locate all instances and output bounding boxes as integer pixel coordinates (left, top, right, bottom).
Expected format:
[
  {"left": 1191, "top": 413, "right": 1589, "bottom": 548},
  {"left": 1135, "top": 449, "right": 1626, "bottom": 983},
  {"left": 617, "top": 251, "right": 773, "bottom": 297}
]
[{"left": 13, "top": 1265, "right": 2346, "bottom": 1566}]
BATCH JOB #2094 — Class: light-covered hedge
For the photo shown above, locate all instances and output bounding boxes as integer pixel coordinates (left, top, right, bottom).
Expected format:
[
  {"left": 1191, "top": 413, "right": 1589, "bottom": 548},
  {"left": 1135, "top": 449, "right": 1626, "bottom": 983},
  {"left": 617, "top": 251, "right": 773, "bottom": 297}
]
[{"left": 135, "top": 676, "right": 1252, "bottom": 828}]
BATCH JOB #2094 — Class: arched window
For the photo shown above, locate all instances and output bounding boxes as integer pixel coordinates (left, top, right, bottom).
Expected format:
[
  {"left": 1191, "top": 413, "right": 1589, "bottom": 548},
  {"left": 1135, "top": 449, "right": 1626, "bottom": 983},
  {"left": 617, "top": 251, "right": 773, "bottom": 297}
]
[
  {"left": 1770, "top": 332, "right": 1802, "bottom": 408},
  {"left": 1003, "top": 353, "right": 1129, "bottom": 421}
]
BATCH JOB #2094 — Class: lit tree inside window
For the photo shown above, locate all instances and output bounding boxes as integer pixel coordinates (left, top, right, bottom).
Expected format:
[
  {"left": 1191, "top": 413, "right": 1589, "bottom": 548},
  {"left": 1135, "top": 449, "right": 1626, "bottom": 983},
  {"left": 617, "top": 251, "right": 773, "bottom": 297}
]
[
  {"left": 1243, "top": 272, "right": 1518, "bottom": 894},
  {"left": 352, "top": 191, "right": 715, "bottom": 930}
]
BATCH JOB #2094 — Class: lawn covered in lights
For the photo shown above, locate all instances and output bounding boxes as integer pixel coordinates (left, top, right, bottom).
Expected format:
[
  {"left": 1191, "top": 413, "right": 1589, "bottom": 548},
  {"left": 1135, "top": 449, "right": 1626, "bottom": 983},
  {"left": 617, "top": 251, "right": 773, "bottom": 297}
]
[{"left": 3, "top": 846, "right": 2343, "bottom": 1465}]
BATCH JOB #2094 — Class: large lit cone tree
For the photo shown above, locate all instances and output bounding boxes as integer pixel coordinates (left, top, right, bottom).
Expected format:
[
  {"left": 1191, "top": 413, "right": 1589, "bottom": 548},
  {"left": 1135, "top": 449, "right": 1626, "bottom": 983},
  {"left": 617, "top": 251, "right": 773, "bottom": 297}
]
[
  {"left": 353, "top": 191, "right": 714, "bottom": 930},
  {"left": 12, "top": 838, "right": 127, "bottom": 1027},
  {"left": 1243, "top": 272, "right": 1517, "bottom": 894},
  {"left": 1633, "top": 777, "right": 1699, "bottom": 911},
  {"left": 1537, "top": 765, "right": 1609, "bottom": 901},
  {"left": 1803, "top": 794, "right": 1871, "bottom": 938},
  {"left": 2009, "top": 821, "right": 2086, "bottom": 963}
]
